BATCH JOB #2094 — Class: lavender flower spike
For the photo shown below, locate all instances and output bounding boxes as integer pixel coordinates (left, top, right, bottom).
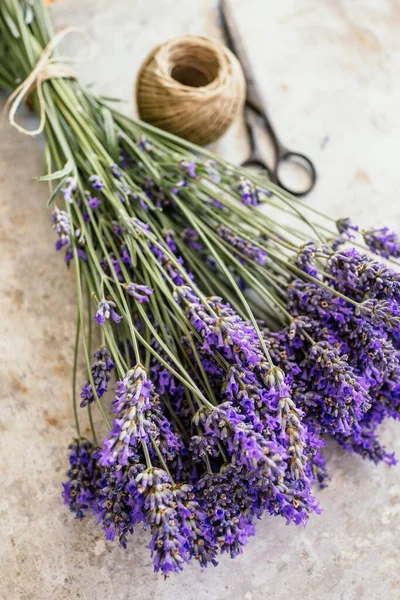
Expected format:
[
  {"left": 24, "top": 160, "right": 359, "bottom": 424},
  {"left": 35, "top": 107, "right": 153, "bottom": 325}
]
[
  {"left": 217, "top": 224, "right": 267, "bottom": 265},
  {"left": 125, "top": 282, "right": 153, "bottom": 303},
  {"left": 89, "top": 174, "right": 104, "bottom": 190},
  {"left": 356, "top": 299, "right": 400, "bottom": 332},
  {"left": 97, "top": 364, "right": 182, "bottom": 467},
  {"left": 51, "top": 207, "right": 71, "bottom": 251},
  {"left": 336, "top": 217, "right": 358, "bottom": 238},
  {"left": 95, "top": 299, "right": 123, "bottom": 325},
  {"left": 80, "top": 347, "right": 115, "bottom": 407},
  {"left": 62, "top": 438, "right": 101, "bottom": 520},
  {"left": 87, "top": 196, "right": 101, "bottom": 210},
  {"left": 136, "top": 468, "right": 189, "bottom": 574},
  {"left": 363, "top": 226, "right": 400, "bottom": 259},
  {"left": 180, "top": 159, "right": 197, "bottom": 178},
  {"left": 238, "top": 178, "right": 259, "bottom": 205},
  {"left": 61, "top": 177, "right": 77, "bottom": 204}
]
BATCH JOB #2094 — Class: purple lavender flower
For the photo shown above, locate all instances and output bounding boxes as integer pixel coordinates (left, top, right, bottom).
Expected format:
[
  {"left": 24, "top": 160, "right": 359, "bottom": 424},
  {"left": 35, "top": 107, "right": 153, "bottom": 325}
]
[
  {"left": 276, "top": 391, "right": 307, "bottom": 479},
  {"left": 238, "top": 178, "right": 258, "bottom": 205},
  {"left": 98, "top": 365, "right": 181, "bottom": 467},
  {"left": 363, "top": 227, "right": 400, "bottom": 259},
  {"left": 61, "top": 177, "right": 77, "bottom": 204},
  {"left": 327, "top": 249, "right": 400, "bottom": 301},
  {"left": 142, "top": 176, "right": 170, "bottom": 207},
  {"left": 296, "top": 243, "right": 321, "bottom": 278},
  {"left": 125, "top": 283, "right": 153, "bottom": 303},
  {"left": 174, "top": 286, "right": 262, "bottom": 367},
  {"left": 98, "top": 365, "right": 152, "bottom": 466},
  {"left": 195, "top": 465, "right": 256, "bottom": 560},
  {"left": 65, "top": 246, "right": 88, "bottom": 265},
  {"left": 217, "top": 225, "right": 267, "bottom": 265},
  {"left": 171, "top": 180, "right": 188, "bottom": 195},
  {"left": 87, "top": 196, "right": 102, "bottom": 210},
  {"left": 95, "top": 461, "right": 145, "bottom": 548},
  {"left": 138, "top": 136, "right": 152, "bottom": 152},
  {"left": 307, "top": 448, "right": 330, "bottom": 488},
  {"left": 120, "top": 245, "right": 132, "bottom": 267},
  {"left": 182, "top": 228, "right": 203, "bottom": 251},
  {"left": 180, "top": 160, "right": 197, "bottom": 178},
  {"left": 356, "top": 299, "right": 400, "bottom": 332},
  {"left": 62, "top": 438, "right": 101, "bottom": 520},
  {"left": 336, "top": 406, "right": 397, "bottom": 466},
  {"left": 336, "top": 218, "right": 358, "bottom": 238},
  {"left": 298, "top": 341, "right": 371, "bottom": 435},
  {"left": 136, "top": 468, "right": 190, "bottom": 574},
  {"left": 172, "top": 483, "right": 218, "bottom": 567},
  {"left": 89, "top": 175, "right": 104, "bottom": 190},
  {"left": 204, "top": 160, "right": 221, "bottom": 183},
  {"left": 151, "top": 245, "right": 194, "bottom": 287},
  {"left": 80, "top": 347, "right": 115, "bottom": 407},
  {"left": 110, "top": 164, "right": 123, "bottom": 179},
  {"left": 51, "top": 208, "right": 71, "bottom": 251},
  {"left": 134, "top": 467, "right": 215, "bottom": 574},
  {"left": 195, "top": 402, "right": 283, "bottom": 476},
  {"left": 95, "top": 299, "right": 123, "bottom": 325}
]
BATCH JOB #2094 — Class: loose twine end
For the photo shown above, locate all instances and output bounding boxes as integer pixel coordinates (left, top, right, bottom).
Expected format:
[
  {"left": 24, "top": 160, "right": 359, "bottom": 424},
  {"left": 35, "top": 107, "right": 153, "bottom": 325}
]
[{"left": 0, "top": 26, "right": 94, "bottom": 136}]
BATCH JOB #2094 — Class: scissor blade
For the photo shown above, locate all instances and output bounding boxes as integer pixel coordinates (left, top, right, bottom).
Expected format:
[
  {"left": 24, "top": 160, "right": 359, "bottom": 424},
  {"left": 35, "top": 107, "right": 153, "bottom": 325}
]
[{"left": 218, "top": 0, "right": 265, "bottom": 115}]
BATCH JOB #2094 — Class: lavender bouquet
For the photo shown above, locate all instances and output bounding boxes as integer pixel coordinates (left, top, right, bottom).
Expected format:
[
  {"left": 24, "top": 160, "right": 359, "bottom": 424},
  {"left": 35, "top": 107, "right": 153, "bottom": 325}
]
[{"left": 1, "top": 0, "right": 400, "bottom": 575}]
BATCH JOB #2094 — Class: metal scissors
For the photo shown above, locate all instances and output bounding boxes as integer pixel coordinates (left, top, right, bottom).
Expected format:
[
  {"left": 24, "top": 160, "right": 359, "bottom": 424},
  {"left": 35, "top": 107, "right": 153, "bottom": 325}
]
[{"left": 219, "top": 0, "right": 317, "bottom": 197}]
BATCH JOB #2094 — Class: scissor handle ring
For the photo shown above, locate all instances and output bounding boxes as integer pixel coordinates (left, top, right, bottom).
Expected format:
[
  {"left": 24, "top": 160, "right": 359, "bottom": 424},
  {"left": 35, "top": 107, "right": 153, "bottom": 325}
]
[{"left": 275, "top": 151, "right": 317, "bottom": 198}]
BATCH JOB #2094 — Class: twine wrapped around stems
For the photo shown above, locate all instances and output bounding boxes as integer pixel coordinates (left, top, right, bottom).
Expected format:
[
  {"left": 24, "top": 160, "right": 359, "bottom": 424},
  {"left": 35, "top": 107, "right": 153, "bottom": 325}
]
[
  {"left": 0, "top": 26, "right": 93, "bottom": 136},
  {"left": 136, "top": 35, "right": 246, "bottom": 146}
]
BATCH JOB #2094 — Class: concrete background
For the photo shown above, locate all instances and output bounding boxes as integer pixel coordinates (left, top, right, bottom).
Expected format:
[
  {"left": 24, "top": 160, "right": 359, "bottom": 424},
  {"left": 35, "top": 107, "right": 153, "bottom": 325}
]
[{"left": 1, "top": 1, "right": 400, "bottom": 598}]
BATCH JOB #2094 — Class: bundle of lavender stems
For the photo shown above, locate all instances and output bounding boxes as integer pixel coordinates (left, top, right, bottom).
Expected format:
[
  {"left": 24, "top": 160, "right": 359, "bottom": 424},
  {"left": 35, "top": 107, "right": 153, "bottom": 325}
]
[{"left": 2, "top": 0, "right": 400, "bottom": 575}]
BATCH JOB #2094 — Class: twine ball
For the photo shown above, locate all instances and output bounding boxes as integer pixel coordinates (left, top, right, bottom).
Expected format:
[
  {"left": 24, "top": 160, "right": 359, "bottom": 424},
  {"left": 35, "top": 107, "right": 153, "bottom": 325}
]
[{"left": 136, "top": 35, "right": 246, "bottom": 146}]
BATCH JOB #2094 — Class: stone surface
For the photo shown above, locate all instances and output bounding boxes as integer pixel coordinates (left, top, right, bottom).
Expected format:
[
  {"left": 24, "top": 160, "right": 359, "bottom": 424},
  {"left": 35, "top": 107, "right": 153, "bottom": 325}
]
[{"left": 1, "top": 1, "right": 400, "bottom": 599}]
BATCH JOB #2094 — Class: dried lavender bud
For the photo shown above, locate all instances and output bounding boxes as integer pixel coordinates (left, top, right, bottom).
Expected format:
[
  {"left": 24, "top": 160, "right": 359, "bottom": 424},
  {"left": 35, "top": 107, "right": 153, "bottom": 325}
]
[
  {"left": 356, "top": 299, "right": 400, "bottom": 332},
  {"left": 110, "top": 164, "right": 123, "bottom": 179},
  {"left": 336, "top": 217, "right": 358, "bottom": 238},
  {"left": 95, "top": 299, "right": 123, "bottom": 325},
  {"left": 238, "top": 178, "right": 258, "bottom": 205},
  {"left": 136, "top": 467, "right": 191, "bottom": 574},
  {"left": 95, "top": 461, "right": 145, "bottom": 548},
  {"left": 217, "top": 224, "right": 267, "bottom": 265},
  {"left": 336, "top": 407, "right": 397, "bottom": 466},
  {"left": 138, "top": 136, "right": 153, "bottom": 152},
  {"left": 307, "top": 449, "right": 330, "bottom": 488},
  {"left": 80, "top": 347, "right": 115, "bottom": 407},
  {"left": 277, "top": 393, "right": 307, "bottom": 479},
  {"left": 180, "top": 159, "right": 197, "bottom": 178},
  {"left": 296, "top": 242, "right": 319, "bottom": 277},
  {"left": 61, "top": 177, "right": 77, "bottom": 203},
  {"left": 51, "top": 207, "right": 71, "bottom": 251},
  {"left": 89, "top": 174, "right": 104, "bottom": 190},
  {"left": 327, "top": 249, "right": 400, "bottom": 301},
  {"left": 363, "top": 227, "right": 400, "bottom": 259},
  {"left": 125, "top": 282, "right": 153, "bottom": 303},
  {"left": 87, "top": 196, "right": 101, "bottom": 209},
  {"left": 62, "top": 438, "right": 101, "bottom": 520},
  {"left": 196, "top": 466, "right": 256, "bottom": 559},
  {"left": 182, "top": 228, "right": 203, "bottom": 251},
  {"left": 299, "top": 341, "right": 371, "bottom": 436},
  {"left": 98, "top": 365, "right": 181, "bottom": 467}
]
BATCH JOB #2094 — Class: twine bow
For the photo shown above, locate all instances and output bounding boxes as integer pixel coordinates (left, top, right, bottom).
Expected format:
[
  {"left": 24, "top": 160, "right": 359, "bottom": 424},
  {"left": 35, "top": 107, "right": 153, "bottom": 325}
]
[{"left": 0, "top": 26, "right": 93, "bottom": 136}]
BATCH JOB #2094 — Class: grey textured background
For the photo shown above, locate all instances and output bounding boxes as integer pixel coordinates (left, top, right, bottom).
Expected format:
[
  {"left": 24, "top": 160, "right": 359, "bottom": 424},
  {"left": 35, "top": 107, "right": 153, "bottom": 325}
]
[{"left": 1, "top": 1, "right": 400, "bottom": 599}]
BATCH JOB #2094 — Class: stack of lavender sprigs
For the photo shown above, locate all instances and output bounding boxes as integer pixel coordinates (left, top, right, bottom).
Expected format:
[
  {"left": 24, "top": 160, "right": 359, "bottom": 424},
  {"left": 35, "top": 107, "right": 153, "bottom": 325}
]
[{"left": 1, "top": 0, "right": 400, "bottom": 575}]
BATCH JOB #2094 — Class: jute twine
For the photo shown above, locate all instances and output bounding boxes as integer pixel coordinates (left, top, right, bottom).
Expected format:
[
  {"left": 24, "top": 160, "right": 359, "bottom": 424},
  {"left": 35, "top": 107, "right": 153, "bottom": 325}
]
[
  {"left": 0, "top": 27, "right": 93, "bottom": 136},
  {"left": 136, "top": 35, "right": 246, "bottom": 146}
]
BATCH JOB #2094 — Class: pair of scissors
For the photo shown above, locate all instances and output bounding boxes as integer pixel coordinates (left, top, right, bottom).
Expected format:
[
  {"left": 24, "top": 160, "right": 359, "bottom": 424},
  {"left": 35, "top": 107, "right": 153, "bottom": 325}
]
[{"left": 219, "top": 0, "right": 317, "bottom": 198}]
